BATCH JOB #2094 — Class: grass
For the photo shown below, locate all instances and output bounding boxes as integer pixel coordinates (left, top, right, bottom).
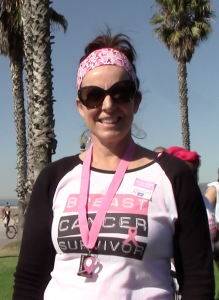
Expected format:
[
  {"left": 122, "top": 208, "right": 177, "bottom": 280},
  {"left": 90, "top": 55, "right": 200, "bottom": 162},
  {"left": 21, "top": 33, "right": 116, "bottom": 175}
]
[
  {"left": 0, "top": 241, "right": 20, "bottom": 300},
  {"left": 0, "top": 256, "right": 18, "bottom": 300},
  {"left": 0, "top": 240, "right": 21, "bottom": 258},
  {"left": 214, "top": 260, "right": 219, "bottom": 300}
]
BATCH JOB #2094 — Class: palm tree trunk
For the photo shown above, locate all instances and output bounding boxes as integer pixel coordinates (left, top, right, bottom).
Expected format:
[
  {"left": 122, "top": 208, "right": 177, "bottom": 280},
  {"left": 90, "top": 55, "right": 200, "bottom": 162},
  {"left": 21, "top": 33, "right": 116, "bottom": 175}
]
[
  {"left": 10, "top": 56, "right": 27, "bottom": 240},
  {"left": 31, "top": 0, "right": 56, "bottom": 180},
  {"left": 177, "top": 61, "right": 190, "bottom": 150},
  {"left": 21, "top": 0, "right": 35, "bottom": 201}
]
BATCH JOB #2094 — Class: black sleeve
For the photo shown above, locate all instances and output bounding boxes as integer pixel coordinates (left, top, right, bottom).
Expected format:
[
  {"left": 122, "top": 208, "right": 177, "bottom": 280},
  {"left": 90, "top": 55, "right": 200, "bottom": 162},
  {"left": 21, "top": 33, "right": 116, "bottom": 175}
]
[
  {"left": 12, "top": 155, "right": 81, "bottom": 300},
  {"left": 158, "top": 153, "right": 214, "bottom": 300}
]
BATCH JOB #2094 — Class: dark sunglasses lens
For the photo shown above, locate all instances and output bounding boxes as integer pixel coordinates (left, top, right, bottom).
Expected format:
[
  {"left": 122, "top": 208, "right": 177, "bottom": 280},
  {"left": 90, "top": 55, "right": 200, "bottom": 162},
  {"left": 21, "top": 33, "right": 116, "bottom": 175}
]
[
  {"left": 78, "top": 81, "right": 136, "bottom": 108},
  {"left": 79, "top": 86, "right": 104, "bottom": 108},
  {"left": 111, "top": 82, "right": 136, "bottom": 103}
]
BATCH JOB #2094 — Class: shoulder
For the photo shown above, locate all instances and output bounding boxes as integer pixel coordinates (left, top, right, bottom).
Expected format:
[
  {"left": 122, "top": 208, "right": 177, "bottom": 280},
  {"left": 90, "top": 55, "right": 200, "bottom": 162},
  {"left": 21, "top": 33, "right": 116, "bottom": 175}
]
[
  {"left": 134, "top": 146, "right": 190, "bottom": 177},
  {"left": 35, "top": 154, "right": 81, "bottom": 187},
  {"left": 155, "top": 151, "right": 202, "bottom": 202},
  {"left": 30, "top": 154, "right": 82, "bottom": 207},
  {"left": 41, "top": 154, "right": 80, "bottom": 175},
  {"left": 207, "top": 181, "right": 219, "bottom": 189},
  {"left": 206, "top": 185, "right": 217, "bottom": 193},
  {"left": 155, "top": 151, "right": 189, "bottom": 177},
  {"left": 206, "top": 182, "right": 219, "bottom": 198}
]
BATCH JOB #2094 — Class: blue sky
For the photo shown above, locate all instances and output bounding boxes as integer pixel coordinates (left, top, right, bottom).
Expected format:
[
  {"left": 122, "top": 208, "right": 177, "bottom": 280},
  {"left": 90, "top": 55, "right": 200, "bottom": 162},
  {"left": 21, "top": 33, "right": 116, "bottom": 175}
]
[{"left": 0, "top": 0, "right": 218, "bottom": 200}]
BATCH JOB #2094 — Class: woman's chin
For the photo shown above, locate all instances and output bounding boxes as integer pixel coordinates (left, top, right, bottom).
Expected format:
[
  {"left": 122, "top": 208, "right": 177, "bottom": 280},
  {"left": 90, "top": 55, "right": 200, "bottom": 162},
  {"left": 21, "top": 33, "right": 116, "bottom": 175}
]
[{"left": 92, "top": 131, "right": 130, "bottom": 145}]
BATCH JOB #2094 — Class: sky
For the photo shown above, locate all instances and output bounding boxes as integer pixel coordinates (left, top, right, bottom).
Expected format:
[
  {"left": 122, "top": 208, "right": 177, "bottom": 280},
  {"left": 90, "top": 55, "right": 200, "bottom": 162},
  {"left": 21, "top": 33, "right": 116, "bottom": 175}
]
[{"left": 0, "top": 0, "right": 218, "bottom": 200}]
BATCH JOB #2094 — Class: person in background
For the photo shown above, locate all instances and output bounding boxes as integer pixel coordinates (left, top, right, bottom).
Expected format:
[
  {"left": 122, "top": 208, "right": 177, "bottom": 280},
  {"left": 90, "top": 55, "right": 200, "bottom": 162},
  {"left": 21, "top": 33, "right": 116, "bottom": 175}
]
[
  {"left": 205, "top": 171, "right": 219, "bottom": 271},
  {"left": 3, "top": 201, "right": 10, "bottom": 213},
  {"left": 166, "top": 146, "right": 218, "bottom": 300},
  {"left": 166, "top": 146, "right": 217, "bottom": 248},
  {"left": 12, "top": 29, "right": 214, "bottom": 300},
  {"left": 205, "top": 171, "right": 219, "bottom": 240},
  {"left": 154, "top": 146, "right": 166, "bottom": 153},
  {"left": 3, "top": 206, "right": 11, "bottom": 228}
]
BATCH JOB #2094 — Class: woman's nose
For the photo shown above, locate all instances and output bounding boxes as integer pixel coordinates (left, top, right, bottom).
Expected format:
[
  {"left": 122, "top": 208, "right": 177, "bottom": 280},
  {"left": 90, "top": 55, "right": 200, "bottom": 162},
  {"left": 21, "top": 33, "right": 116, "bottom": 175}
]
[{"left": 101, "top": 94, "right": 116, "bottom": 111}]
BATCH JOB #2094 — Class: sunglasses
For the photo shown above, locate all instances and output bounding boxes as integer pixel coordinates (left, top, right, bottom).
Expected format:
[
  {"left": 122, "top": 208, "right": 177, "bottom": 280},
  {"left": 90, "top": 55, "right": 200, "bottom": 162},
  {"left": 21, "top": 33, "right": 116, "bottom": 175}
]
[{"left": 78, "top": 80, "right": 136, "bottom": 108}]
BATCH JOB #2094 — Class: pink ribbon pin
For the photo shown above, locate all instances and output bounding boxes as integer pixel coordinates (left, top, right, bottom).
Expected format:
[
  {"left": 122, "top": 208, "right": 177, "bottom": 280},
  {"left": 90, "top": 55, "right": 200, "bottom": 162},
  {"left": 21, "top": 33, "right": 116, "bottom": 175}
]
[{"left": 123, "top": 227, "right": 139, "bottom": 247}]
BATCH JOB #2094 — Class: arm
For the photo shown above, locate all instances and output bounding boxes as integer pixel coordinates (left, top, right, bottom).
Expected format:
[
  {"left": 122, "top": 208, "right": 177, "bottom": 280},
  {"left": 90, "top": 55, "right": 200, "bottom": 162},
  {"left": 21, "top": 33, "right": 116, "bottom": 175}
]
[
  {"left": 205, "top": 186, "right": 219, "bottom": 242},
  {"left": 173, "top": 165, "right": 214, "bottom": 299},
  {"left": 12, "top": 155, "right": 80, "bottom": 300},
  {"left": 205, "top": 186, "right": 217, "bottom": 206},
  {"left": 12, "top": 166, "right": 56, "bottom": 300},
  {"left": 158, "top": 153, "right": 214, "bottom": 300}
]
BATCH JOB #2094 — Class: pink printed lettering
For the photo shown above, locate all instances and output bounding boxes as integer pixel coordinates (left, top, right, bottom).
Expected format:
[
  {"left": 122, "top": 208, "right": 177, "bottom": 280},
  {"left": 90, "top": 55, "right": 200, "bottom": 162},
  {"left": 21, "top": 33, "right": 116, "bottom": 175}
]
[{"left": 63, "top": 194, "right": 149, "bottom": 214}]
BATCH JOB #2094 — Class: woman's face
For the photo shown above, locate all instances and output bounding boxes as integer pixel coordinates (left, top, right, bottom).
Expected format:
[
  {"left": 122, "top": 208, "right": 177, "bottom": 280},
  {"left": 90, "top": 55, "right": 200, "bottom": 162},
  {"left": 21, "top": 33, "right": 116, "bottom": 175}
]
[{"left": 76, "top": 65, "right": 141, "bottom": 145}]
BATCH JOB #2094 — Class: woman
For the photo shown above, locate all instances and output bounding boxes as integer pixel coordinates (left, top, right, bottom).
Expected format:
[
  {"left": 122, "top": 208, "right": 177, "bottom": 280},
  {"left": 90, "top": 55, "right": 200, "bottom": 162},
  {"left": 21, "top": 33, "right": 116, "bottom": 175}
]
[{"left": 12, "top": 30, "right": 214, "bottom": 300}]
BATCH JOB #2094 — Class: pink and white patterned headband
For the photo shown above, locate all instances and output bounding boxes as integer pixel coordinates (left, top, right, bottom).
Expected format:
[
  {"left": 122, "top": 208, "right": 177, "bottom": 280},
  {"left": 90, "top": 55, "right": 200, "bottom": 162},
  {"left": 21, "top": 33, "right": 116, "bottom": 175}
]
[{"left": 76, "top": 48, "right": 137, "bottom": 90}]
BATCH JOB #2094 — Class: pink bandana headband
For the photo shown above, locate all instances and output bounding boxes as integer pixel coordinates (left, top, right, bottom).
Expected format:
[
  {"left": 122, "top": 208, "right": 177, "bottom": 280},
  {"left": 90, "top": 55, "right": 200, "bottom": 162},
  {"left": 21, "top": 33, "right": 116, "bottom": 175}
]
[{"left": 77, "top": 48, "right": 138, "bottom": 90}]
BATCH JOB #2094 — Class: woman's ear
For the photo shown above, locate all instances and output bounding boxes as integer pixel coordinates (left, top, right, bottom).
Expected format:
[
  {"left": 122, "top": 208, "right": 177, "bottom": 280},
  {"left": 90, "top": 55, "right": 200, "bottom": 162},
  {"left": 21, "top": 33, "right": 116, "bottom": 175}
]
[
  {"left": 76, "top": 98, "right": 85, "bottom": 118},
  {"left": 134, "top": 91, "right": 142, "bottom": 114}
]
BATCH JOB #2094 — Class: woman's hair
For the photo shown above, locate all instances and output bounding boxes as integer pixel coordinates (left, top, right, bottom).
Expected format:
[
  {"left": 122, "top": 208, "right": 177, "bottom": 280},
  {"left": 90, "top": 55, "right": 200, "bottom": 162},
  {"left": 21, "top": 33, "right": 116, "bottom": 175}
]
[{"left": 79, "top": 28, "right": 140, "bottom": 89}]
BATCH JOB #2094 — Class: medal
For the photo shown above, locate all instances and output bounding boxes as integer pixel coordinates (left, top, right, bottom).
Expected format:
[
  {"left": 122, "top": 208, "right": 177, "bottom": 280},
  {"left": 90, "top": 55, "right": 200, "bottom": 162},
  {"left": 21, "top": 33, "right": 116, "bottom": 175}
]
[
  {"left": 77, "top": 254, "right": 96, "bottom": 278},
  {"left": 77, "top": 139, "right": 136, "bottom": 277}
]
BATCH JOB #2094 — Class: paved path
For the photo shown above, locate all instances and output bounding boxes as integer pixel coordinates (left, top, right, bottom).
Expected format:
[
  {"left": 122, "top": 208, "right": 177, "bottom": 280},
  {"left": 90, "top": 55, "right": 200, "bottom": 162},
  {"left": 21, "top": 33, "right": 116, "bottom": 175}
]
[{"left": 0, "top": 220, "right": 17, "bottom": 251}]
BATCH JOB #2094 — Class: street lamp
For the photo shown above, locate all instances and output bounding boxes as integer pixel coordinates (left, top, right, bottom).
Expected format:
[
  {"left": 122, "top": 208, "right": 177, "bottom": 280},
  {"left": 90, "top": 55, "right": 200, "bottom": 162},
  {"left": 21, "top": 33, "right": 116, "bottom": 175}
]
[{"left": 79, "top": 131, "right": 88, "bottom": 152}]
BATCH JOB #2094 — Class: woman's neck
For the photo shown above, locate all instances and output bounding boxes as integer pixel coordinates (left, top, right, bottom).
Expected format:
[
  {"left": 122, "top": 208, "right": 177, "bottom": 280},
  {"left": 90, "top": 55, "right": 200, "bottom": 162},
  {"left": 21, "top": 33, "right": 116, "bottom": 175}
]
[
  {"left": 81, "top": 136, "right": 132, "bottom": 171},
  {"left": 79, "top": 136, "right": 156, "bottom": 171},
  {"left": 93, "top": 137, "right": 132, "bottom": 170}
]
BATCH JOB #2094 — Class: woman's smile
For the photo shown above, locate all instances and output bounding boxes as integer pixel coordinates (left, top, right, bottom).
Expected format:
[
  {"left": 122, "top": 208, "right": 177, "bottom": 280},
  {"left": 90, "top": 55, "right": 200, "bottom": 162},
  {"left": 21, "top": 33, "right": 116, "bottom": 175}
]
[{"left": 98, "top": 117, "right": 121, "bottom": 126}]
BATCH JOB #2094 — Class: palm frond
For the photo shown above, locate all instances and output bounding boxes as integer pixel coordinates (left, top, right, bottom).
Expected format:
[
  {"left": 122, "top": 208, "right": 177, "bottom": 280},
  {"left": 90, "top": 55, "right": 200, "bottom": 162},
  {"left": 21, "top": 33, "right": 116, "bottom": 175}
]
[
  {"left": 150, "top": 0, "right": 216, "bottom": 62},
  {"left": 169, "top": 30, "right": 181, "bottom": 43},
  {"left": 0, "top": 4, "right": 23, "bottom": 60},
  {"left": 49, "top": 7, "right": 68, "bottom": 33},
  {"left": 150, "top": 13, "right": 164, "bottom": 25},
  {"left": 190, "top": 26, "right": 202, "bottom": 37}
]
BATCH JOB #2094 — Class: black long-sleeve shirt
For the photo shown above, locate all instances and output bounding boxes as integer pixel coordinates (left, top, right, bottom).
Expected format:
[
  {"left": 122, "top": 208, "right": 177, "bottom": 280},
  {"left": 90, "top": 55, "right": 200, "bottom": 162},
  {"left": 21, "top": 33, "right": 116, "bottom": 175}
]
[{"left": 12, "top": 152, "right": 214, "bottom": 299}]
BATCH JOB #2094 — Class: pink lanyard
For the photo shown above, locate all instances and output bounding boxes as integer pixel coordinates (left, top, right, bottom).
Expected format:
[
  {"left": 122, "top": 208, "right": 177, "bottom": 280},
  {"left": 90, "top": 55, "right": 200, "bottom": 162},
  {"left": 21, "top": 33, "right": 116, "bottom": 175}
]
[{"left": 78, "top": 139, "right": 136, "bottom": 250}]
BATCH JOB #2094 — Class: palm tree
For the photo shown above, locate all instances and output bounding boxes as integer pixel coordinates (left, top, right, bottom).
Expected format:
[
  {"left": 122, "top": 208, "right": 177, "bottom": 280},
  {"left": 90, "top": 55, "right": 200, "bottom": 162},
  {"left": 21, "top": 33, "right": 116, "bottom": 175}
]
[
  {"left": 21, "top": 1, "right": 68, "bottom": 187},
  {"left": 0, "top": 0, "right": 67, "bottom": 238},
  {"left": 21, "top": 0, "right": 68, "bottom": 185},
  {"left": 150, "top": 0, "right": 215, "bottom": 149},
  {"left": 0, "top": 3, "right": 27, "bottom": 240},
  {"left": 21, "top": 0, "right": 67, "bottom": 181}
]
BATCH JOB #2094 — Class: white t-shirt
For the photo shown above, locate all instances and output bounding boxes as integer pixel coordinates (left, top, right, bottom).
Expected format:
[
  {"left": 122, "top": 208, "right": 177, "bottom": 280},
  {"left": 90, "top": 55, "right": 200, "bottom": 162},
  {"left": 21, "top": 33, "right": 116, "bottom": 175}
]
[{"left": 12, "top": 152, "right": 214, "bottom": 300}]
